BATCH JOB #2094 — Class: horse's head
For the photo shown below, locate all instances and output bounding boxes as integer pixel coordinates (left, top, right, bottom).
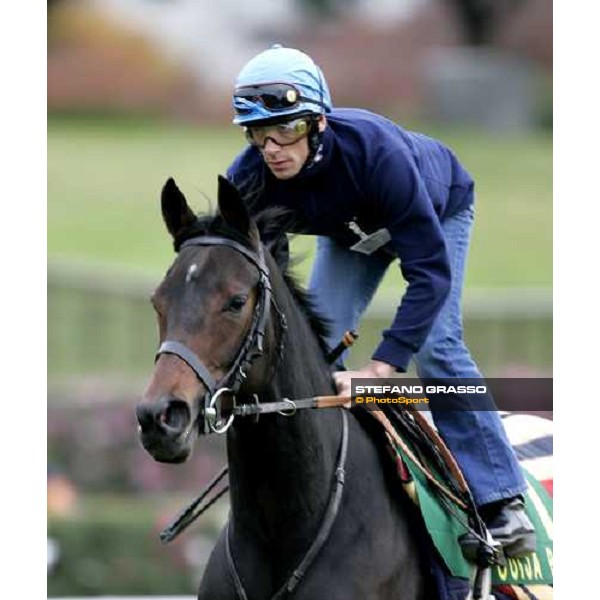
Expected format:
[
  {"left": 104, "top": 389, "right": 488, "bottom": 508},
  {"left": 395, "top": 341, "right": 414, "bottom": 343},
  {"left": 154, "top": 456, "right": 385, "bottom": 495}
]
[{"left": 136, "top": 176, "right": 276, "bottom": 463}]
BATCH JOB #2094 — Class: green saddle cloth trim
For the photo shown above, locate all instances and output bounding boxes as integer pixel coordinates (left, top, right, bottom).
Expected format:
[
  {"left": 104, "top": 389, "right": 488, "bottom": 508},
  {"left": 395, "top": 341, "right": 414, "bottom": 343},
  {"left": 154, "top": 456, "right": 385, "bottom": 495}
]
[{"left": 391, "top": 441, "right": 553, "bottom": 585}]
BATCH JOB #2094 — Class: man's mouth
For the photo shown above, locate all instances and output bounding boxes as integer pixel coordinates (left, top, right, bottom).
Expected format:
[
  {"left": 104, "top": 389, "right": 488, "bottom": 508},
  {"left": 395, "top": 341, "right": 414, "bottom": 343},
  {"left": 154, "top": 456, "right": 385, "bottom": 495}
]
[{"left": 268, "top": 159, "right": 290, "bottom": 170}]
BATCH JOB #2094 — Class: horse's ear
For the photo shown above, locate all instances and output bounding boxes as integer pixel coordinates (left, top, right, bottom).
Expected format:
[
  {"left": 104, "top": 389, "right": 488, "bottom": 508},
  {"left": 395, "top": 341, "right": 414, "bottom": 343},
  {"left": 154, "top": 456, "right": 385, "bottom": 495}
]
[
  {"left": 217, "top": 175, "right": 251, "bottom": 235},
  {"left": 161, "top": 178, "right": 196, "bottom": 239}
]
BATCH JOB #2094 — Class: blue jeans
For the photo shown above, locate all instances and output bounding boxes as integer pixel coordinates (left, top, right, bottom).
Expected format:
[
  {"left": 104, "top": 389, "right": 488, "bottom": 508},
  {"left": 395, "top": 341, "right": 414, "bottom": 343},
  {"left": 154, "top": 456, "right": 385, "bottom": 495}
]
[{"left": 308, "top": 206, "right": 526, "bottom": 505}]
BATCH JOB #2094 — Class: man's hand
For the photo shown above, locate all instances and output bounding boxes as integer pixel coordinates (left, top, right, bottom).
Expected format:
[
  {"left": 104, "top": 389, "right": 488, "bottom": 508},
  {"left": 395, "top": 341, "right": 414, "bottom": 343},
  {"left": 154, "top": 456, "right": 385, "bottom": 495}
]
[{"left": 333, "top": 360, "right": 397, "bottom": 406}]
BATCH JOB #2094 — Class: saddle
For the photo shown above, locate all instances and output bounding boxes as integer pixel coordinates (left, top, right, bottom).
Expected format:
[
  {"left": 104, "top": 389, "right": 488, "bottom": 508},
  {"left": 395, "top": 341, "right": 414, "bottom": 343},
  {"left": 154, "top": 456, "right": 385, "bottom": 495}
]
[{"left": 363, "top": 406, "right": 553, "bottom": 600}]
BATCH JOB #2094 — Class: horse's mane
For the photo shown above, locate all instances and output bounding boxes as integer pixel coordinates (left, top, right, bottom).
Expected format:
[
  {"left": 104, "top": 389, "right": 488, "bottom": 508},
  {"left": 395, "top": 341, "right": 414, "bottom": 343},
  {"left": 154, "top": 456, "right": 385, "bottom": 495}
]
[{"left": 172, "top": 208, "right": 331, "bottom": 357}]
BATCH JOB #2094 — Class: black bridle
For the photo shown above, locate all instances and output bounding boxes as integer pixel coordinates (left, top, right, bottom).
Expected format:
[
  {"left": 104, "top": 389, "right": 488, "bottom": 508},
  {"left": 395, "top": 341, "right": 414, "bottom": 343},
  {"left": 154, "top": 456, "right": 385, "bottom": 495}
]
[
  {"left": 155, "top": 233, "right": 352, "bottom": 598},
  {"left": 155, "top": 234, "right": 285, "bottom": 434}
]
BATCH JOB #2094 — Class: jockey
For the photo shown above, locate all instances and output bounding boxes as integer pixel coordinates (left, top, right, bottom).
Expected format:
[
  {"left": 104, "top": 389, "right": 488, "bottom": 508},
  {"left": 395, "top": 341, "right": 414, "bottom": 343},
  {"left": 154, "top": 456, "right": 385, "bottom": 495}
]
[{"left": 226, "top": 44, "right": 536, "bottom": 558}]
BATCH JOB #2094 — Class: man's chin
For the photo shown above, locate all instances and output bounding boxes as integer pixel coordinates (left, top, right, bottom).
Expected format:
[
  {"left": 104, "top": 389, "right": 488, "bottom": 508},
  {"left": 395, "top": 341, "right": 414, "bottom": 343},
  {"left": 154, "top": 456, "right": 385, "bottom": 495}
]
[{"left": 268, "top": 164, "right": 300, "bottom": 180}]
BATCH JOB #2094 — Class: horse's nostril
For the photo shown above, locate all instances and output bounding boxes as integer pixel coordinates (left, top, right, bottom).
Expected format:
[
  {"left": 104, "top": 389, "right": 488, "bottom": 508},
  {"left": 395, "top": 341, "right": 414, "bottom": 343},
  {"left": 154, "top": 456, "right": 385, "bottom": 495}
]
[
  {"left": 162, "top": 399, "right": 191, "bottom": 432},
  {"left": 136, "top": 398, "right": 191, "bottom": 436}
]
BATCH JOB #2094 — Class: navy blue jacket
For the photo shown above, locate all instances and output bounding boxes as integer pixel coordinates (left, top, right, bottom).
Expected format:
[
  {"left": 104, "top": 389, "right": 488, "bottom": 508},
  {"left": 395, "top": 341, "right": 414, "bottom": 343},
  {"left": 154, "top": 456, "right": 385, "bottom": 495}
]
[{"left": 227, "top": 108, "right": 474, "bottom": 371}]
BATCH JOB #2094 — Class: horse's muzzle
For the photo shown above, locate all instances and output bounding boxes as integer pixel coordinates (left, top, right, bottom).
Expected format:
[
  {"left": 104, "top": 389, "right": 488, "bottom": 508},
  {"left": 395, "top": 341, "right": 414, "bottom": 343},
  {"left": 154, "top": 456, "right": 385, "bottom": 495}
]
[{"left": 136, "top": 396, "right": 194, "bottom": 463}]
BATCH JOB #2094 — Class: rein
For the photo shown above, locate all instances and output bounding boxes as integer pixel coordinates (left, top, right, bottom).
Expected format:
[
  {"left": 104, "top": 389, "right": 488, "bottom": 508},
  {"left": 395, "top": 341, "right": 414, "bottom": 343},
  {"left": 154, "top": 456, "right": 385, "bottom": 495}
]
[{"left": 159, "top": 392, "right": 351, "bottom": 544}]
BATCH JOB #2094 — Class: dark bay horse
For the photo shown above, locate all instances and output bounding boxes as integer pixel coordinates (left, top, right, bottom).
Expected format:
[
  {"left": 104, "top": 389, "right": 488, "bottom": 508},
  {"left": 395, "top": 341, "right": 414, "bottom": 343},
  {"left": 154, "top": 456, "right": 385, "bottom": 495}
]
[{"left": 136, "top": 176, "right": 431, "bottom": 599}]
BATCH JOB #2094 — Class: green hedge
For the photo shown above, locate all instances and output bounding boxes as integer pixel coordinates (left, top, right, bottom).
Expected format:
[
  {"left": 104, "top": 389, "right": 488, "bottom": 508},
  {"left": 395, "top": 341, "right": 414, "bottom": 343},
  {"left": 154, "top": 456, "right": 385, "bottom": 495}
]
[{"left": 48, "top": 496, "right": 224, "bottom": 596}]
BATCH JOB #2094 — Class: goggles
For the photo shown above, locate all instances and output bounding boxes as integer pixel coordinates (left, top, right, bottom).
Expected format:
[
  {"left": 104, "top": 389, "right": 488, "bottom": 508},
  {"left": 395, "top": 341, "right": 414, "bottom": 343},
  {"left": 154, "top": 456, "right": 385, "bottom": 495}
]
[
  {"left": 233, "top": 82, "right": 327, "bottom": 115},
  {"left": 243, "top": 117, "right": 313, "bottom": 149}
]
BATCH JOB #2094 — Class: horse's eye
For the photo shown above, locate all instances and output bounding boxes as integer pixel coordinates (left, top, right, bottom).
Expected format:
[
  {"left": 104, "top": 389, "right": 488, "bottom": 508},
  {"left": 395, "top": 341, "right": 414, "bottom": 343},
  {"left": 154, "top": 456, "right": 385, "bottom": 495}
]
[{"left": 224, "top": 295, "right": 248, "bottom": 314}]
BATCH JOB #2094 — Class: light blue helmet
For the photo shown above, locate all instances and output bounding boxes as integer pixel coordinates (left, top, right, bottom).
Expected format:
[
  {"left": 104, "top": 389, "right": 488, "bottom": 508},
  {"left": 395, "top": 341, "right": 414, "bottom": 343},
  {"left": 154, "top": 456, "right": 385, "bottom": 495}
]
[{"left": 232, "top": 45, "right": 333, "bottom": 125}]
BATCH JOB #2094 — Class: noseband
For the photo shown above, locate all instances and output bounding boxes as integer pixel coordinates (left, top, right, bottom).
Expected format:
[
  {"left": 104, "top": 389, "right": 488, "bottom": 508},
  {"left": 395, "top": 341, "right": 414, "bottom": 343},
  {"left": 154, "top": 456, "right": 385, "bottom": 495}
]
[{"left": 155, "top": 235, "right": 285, "bottom": 434}]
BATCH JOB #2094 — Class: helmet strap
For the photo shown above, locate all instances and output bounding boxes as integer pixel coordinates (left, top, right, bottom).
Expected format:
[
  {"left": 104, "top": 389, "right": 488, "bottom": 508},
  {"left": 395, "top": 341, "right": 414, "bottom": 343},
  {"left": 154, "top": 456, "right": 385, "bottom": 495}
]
[{"left": 305, "top": 116, "right": 324, "bottom": 167}]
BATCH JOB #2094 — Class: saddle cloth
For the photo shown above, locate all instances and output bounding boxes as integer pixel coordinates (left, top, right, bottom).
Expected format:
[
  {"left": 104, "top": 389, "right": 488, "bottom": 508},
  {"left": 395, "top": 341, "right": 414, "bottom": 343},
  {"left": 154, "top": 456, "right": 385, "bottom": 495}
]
[
  {"left": 499, "top": 412, "right": 553, "bottom": 497},
  {"left": 367, "top": 408, "right": 553, "bottom": 598}
]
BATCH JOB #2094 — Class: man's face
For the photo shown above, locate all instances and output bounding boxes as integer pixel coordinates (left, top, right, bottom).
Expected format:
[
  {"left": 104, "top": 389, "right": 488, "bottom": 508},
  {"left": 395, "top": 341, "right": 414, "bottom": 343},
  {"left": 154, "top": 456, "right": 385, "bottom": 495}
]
[
  {"left": 261, "top": 135, "right": 309, "bottom": 180},
  {"left": 244, "top": 116, "right": 326, "bottom": 180}
]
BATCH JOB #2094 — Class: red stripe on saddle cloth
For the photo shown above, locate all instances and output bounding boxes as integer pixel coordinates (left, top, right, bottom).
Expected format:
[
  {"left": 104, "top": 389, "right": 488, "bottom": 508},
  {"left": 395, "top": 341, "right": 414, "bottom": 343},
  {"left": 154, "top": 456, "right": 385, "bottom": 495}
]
[
  {"left": 395, "top": 453, "right": 412, "bottom": 483},
  {"left": 385, "top": 440, "right": 412, "bottom": 483},
  {"left": 540, "top": 479, "right": 553, "bottom": 497}
]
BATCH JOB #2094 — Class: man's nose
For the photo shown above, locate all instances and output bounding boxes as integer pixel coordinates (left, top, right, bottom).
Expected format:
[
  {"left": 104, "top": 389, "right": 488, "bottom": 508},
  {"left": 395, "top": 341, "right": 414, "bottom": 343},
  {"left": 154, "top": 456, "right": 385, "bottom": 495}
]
[{"left": 262, "top": 137, "right": 281, "bottom": 153}]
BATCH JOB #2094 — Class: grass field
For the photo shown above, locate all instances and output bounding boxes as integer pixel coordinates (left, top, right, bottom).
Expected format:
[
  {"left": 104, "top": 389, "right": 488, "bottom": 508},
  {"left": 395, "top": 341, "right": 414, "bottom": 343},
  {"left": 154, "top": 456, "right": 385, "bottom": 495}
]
[{"left": 48, "top": 115, "right": 552, "bottom": 289}]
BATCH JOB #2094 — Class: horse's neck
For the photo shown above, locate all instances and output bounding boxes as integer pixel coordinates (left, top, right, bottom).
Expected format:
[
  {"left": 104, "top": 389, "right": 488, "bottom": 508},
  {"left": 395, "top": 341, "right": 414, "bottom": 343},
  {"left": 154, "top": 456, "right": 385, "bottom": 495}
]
[
  {"left": 227, "top": 271, "right": 340, "bottom": 552},
  {"left": 227, "top": 409, "right": 341, "bottom": 541}
]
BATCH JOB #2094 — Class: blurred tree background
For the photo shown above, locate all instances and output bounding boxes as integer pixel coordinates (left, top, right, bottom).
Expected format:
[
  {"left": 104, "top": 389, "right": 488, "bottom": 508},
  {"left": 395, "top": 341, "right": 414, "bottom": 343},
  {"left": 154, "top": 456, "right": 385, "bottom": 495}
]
[{"left": 47, "top": 0, "right": 552, "bottom": 595}]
